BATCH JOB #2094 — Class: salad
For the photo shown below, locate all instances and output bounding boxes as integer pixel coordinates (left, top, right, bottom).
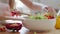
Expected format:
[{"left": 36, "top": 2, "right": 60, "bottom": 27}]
[{"left": 29, "top": 12, "right": 54, "bottom": 20}]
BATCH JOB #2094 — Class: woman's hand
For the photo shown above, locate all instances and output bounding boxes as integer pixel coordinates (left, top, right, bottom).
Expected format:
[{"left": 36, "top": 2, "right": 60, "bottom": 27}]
[{"left": 44, "top": 6, "right": 57, "bottom": 17}]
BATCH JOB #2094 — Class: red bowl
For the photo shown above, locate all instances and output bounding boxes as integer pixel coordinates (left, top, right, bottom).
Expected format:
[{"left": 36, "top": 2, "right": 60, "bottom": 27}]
[{"left": 5, "top": 23, "right": 22, "bottom": 32}]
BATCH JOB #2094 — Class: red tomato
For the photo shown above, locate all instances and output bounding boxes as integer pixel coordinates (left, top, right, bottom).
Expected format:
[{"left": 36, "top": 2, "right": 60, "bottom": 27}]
[{"left": 48, "top": 16, "right": 54, "bottom": 19}]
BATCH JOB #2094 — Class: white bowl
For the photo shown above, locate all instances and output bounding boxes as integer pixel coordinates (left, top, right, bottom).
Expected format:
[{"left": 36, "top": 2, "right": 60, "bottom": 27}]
[{"left": 23, "top": 18, "right": 56, "bottom": 31}]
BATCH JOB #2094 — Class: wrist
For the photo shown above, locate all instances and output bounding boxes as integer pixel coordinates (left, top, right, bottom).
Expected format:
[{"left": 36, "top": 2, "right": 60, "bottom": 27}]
[{"left": 41, "top": 6, "right": 48, "bottom": 10}]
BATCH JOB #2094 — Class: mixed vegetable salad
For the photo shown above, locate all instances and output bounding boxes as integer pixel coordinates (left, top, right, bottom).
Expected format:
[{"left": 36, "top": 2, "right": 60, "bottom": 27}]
[{"left": 29, "top": 12, "right": 54, "bottom": 20}]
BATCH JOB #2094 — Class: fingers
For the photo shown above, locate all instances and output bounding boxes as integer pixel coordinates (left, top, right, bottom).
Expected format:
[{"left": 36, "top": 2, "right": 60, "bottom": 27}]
[
  {"left": 44, "top": 7, "right": 56, "bottom": 17},
  {"left": 45, "top": 7, "right": 53, "bottom": 12}
]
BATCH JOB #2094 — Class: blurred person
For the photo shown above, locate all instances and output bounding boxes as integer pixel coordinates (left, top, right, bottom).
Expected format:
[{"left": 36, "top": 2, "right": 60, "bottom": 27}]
[{"left": 0, "top": 0, "right": 57, "bottom": 20}]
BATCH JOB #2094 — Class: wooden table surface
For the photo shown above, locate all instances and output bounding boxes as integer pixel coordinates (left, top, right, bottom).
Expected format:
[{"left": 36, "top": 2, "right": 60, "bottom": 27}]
[{"left": 0, "top": 27, "right": 60, "bottom": 34}]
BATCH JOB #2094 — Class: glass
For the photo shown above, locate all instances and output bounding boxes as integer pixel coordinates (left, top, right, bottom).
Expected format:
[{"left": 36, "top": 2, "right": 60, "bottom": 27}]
[
  {"left": 56, "top": 16, "right": 60, "bottom": 29},
  {"left": 55, "top": 10, "right": 60, "bottom": 29}
]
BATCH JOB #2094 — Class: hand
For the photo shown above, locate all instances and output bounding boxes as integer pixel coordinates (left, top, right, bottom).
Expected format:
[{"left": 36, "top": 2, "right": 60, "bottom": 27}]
[{"left": 44, "top": 6, "right": 56, "bottom": 17}]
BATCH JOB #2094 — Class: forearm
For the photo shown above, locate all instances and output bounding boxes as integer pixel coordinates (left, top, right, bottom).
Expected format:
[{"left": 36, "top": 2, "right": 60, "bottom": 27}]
[
  {"left": 9, "top": 0, "right": 15, "bottom": 9},
  {"left": 20, "top": 0, "right": 41, "bottom": 10}
]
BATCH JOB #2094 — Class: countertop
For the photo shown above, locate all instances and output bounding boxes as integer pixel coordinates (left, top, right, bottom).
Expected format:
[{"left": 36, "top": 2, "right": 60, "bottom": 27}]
[{"left": 0, "top": 27, "right": 60, "bottom": 34}]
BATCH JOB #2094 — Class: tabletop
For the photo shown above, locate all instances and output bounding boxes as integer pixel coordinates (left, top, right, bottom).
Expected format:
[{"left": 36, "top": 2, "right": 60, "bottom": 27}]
[{"left": 0, "top": 27, "right": 60, "bottom": 34}]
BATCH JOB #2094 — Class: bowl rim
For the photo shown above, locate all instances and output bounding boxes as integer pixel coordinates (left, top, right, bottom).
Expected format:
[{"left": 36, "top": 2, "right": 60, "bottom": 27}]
[{"left": 24, "top": 18, "right": 56, "bottom": 20}]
